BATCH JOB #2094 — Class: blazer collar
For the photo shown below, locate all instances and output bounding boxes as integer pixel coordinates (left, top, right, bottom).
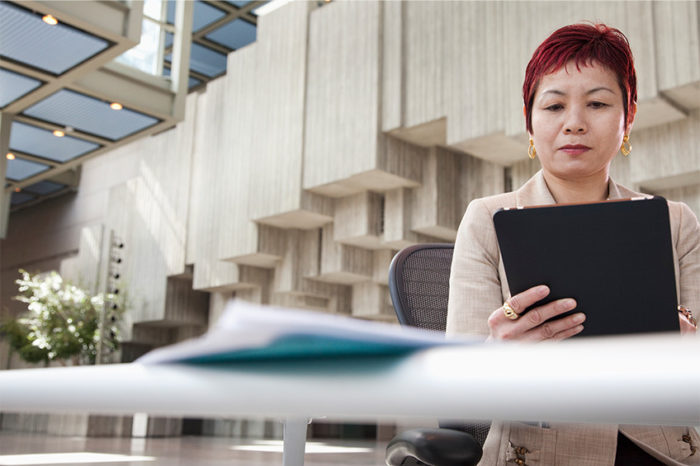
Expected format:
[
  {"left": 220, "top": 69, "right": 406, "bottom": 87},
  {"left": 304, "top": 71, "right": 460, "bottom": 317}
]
[{"left": 515, "top": 169, "right": 638, "bottom": 206}]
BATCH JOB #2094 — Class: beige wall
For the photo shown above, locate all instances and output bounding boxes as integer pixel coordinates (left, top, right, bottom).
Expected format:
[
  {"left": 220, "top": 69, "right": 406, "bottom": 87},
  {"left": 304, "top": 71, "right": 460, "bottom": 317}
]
[{"left": 2, "top": 1, "right": 699, "bottom": 360}]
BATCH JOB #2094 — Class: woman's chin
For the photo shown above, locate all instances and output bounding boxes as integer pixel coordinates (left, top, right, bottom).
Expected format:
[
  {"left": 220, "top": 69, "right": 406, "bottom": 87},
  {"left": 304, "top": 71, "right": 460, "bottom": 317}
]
[{"left": 544, "top": 161, "right": 608, "bottom": 181}]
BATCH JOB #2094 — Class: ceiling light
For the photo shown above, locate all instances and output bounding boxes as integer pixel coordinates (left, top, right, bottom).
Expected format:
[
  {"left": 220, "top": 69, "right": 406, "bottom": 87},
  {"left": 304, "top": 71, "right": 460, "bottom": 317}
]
[
  {"left": 110, "top": 102, "right": 123, "bottom": 111},
  {"left": 53, "top": 130, "right": 65, "bottom": 137},
  {"left": 6, "top": 153, "right": 15, "bottom": 160},
  {"left": 42, "top": 14, "right": 58, "bottom": 25}
]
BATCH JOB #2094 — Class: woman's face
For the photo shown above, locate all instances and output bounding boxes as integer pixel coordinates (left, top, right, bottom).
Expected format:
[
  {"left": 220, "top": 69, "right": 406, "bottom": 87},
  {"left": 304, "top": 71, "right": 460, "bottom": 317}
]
[{"left": 530, "top": 61, "right": 630, "bottom": 181}]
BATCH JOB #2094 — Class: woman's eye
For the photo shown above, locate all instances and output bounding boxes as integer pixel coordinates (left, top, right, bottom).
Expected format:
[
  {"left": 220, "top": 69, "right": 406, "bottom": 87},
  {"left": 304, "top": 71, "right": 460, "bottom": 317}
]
[
  {"left": 544, "top": 104, "right": 563, "bottom": 111},
  {"left": 589, "top": 101, "right": 608, "bottom": 108}
]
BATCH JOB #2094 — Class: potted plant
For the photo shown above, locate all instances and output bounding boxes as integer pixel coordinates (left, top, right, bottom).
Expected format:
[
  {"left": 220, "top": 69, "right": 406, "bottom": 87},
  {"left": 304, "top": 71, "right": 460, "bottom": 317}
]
[{"left": 1, "top": 269, "right": 124, "bottom": 366}]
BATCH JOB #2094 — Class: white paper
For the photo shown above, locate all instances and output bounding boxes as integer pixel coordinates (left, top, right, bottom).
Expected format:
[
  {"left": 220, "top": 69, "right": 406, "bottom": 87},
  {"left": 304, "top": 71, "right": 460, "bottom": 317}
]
[{"left": 137, "top": 299, "right": 472, "bottom": 364}]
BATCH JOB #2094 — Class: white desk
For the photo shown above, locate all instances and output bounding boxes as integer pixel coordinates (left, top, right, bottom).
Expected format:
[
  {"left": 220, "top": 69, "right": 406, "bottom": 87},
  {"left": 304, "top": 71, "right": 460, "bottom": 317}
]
[{"left": 1, "top": 335, "right": 699, "bottom": 464}]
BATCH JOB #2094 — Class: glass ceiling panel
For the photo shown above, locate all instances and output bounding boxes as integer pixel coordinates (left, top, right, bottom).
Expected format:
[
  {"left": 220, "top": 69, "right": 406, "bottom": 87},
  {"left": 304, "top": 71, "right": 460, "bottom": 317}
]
[
  {"left": 11, "top": 191, "right": 35, "bottom": 206},
  {"left": 6, "top": 157, "right": 49, "bottom": 181},
  {"left": 167, "top": 0, "right": 226, "bottom": 32},
  {"left": 166, "top": 43, "right": 227, "bottom": 78},
  {"left": 226, "top": 1, "right": 253, "bottom": 7},
  {"left": 188, "top": 76, "right": 203, "bottom": 88},
  {"left": 24, "top": 180, "right": 66, "bottom": 196},
  {"left": 115, "top": 16, "right": 163, "bottom": 76},
  {"left": 205, "top": 19, "right": 256, "bottom": 50},
  {"left": 162, "top": 66, "right": 202, "bottom": 89},
  {"left": 10, "top": 121, "right": 100, "bottom": 163},
  {"left": 0, "top": 68, "right": 42, "bottom": 108},
  {"left": 23, "top": 89, "right": 160, "bottom": 141},
  {"left": 0, "top": 2, "right": 110, "bottom": 75}
]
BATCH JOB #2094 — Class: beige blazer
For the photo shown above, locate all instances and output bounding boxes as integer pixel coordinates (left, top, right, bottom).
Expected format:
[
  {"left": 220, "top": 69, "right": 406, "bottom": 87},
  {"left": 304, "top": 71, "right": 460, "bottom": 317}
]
[{"left": 447, "top": 170, "right": 700, "bottom": 466}]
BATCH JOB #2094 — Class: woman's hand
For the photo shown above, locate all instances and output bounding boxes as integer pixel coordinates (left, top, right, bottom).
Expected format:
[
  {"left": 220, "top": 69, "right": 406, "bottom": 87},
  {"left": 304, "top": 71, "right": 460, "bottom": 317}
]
[
  {"left": 679, "top": 307, "right": 697, "bottom": 335},
  {"left": 486, "top": 285, "right": 585, "bottom": 342}
]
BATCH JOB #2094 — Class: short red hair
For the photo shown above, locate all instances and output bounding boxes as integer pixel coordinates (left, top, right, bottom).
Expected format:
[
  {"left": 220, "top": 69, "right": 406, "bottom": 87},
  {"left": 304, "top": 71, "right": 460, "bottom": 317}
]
[{"left": 523, "top": 23, "right": 637, "bottom": 134}]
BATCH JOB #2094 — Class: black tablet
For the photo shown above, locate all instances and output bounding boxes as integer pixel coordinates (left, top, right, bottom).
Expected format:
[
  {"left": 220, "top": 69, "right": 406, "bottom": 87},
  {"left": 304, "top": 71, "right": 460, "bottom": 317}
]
[{"left": 493, "top": 196, "right": 679, "bottom": 337}]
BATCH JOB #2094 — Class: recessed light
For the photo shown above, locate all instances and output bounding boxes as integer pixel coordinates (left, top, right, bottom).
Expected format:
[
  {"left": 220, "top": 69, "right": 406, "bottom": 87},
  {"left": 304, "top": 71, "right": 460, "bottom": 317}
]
[
  {"left": 110, "top": 102, "right": 123, "bottom": 111},
  {"left": 53, "top": 130, "right": 65, "bottom": 137},
  {"left": 42, "top": 14, "right": 58, "bottom": 25},
  {"left": 6, "top": 153, "right": 15, "bottom": 160}
]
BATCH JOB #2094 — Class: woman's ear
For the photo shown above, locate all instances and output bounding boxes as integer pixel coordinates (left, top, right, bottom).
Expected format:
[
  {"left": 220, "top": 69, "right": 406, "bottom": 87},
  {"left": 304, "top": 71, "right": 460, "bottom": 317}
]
[
  {"left": 626, "top": 103, "right": 637, "bottom": 133},
  {"left": 523, "top": 106, "right": 531, "bottom": 134}
]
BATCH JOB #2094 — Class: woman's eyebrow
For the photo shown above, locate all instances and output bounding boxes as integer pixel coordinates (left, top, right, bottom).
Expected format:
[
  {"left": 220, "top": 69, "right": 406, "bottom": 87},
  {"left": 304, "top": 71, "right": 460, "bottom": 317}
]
[
  {"left": 539, "top": 86, "right": 616, "bottom": 98},
  {"left": 587, "top": 86, "right": 616, "bottom": 95},
  {"left": 540, "top": 89, "right": 565, "bottom": 96}
]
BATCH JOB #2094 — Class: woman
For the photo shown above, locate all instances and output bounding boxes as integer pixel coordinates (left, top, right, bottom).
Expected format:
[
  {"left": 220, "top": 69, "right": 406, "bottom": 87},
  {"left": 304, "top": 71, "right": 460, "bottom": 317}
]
[{"left": 446, "top": 23, "right": 699, "bottom": 465}]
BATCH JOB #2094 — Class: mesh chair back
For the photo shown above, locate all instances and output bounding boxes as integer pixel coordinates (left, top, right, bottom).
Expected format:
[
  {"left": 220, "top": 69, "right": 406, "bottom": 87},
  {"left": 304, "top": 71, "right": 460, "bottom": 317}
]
[
  {"left": 388, "top": 243, "right": 491, "bottom": 447},
  {"left": 388, "top": 243, "right": 453, "bottom": 332}
]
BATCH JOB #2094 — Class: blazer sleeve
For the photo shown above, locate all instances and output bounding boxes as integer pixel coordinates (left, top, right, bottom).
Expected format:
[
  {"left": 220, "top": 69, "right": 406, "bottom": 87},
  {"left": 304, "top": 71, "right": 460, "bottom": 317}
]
[
  {"left": 676, "top": 202, "right": 700, "bottom": 316},
  {"left": 446, "top": 198, "right": 504, "bottom": 338}
]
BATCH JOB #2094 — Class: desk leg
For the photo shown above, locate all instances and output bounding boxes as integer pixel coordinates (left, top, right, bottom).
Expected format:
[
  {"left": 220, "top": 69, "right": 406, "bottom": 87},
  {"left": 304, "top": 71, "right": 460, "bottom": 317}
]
[{"left": 282, "top": 418, "right": 307, "bottom": 466}]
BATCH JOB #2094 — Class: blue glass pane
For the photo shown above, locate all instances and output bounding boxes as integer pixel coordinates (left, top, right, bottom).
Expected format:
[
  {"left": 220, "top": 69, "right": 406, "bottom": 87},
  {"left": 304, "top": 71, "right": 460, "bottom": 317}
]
[
  {"left": 166, "top": 43, "right": 227, "bottom": 78},
  {"left": 24, "top": 180, "right": 66, "bottom": 195},
  {"left": 167, "top": 0, "right": 226, "bottom": 32},
  {"left": 162, "top": 67, "right": 202, "bottom": 89},
  {"left": 205, "top": 19, "right": 256, "bottom": 50},
  {"left": 226, "top": 1, "right": 253, "bottom": 7},
  {"left": 11, "top": 191, "right": 35, "bottom": 206},
  {"left": 0, "top": 68, "right": 42, "bottom": 108},
  {"left": 0, "top": 2, "right": 110, "bottom": 75},
  {"left": 6, "top": 158, "right": 49, "bottom": 181},
  {"left": 24, "top": 89, "right": 159, "bottom": 141},
  {"left": 165, "top": 31, "right": 173, "bottom": 48},
  {"left": 10, "top": 122, "right": 100, "bottom": 163}
]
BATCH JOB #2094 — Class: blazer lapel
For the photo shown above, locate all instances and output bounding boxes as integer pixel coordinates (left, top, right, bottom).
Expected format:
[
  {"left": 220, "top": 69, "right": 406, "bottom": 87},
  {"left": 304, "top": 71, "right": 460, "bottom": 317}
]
[
  {"left": 515, "top": 170, "right": 557, "bottom": 206},
  {"left": 607, "top": 177, "right": 641, "bottom": 200}
]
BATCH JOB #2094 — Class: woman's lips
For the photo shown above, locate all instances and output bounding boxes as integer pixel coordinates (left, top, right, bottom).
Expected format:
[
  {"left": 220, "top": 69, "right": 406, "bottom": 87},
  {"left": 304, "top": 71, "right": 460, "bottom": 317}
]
[{"left": 559, "top": 144, "right": 590, "bottom": 155}]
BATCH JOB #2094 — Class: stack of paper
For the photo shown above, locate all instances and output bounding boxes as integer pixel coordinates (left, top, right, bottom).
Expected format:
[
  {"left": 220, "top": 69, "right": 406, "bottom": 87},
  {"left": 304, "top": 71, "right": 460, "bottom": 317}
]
[{"left": 138, "top": 300, "right": 472, "bottom": 364}]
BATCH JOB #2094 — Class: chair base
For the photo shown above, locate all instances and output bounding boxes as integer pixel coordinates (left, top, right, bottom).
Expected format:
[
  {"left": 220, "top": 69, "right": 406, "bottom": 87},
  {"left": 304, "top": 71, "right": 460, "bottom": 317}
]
[{"left": 385, "top": 428, "right": 483, "bottom": 466}]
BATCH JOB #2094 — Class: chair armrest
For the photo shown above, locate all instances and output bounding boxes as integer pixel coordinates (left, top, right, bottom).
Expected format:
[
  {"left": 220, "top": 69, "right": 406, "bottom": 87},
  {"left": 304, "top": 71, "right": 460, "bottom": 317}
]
[{"left": 385, "top": 428, "right": 483, "bottom": 466}]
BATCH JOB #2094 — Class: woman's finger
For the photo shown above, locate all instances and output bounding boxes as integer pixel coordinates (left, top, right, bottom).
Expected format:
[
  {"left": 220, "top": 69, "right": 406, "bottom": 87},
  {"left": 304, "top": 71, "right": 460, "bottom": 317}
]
[
  {"left": 521, "top": 298, "right": 577, "bottom": 327},
  {"left": 518, "top": 311, "right": 584, "bottom": 341},
  {"left": 507, "top": 285, "right": 550, "bottom": 316},
  {"left": 679, "top": 313, "right": 697, "bottom": 335},
  {"left": 548, "top": 324, "right": 585, "bottom": 341},
  {"left": 488, "top": 285, "right": 550, "bottom": 330},
  {"left": 501, "top": 297, "right": 576, "bottom": 336}
]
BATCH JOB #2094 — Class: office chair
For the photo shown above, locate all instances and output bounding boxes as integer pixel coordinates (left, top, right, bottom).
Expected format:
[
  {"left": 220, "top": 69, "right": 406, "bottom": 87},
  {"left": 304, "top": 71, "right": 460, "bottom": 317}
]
[{"left": 384, "top": 243, "right": 488, "bottom": 466}]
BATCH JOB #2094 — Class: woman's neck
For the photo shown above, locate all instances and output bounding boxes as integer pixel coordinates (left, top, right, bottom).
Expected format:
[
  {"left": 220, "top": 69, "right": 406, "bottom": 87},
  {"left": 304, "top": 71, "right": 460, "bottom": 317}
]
[{"left": 542, "top": 170, "right": 610, "bottom": 204}]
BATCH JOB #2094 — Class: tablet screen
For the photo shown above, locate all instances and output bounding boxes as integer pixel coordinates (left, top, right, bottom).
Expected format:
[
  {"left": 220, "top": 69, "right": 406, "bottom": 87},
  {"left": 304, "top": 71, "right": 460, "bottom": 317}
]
[{"left": 493, "top": 197, "right": 679, "bottom": 336}]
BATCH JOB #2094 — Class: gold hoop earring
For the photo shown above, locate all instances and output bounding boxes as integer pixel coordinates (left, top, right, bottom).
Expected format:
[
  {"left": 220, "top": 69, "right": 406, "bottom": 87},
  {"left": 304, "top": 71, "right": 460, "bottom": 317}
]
[
  {"left": 528, "top": 138, "right": 537, "bottom": 160},
  {"left": 620, "top": 134, "right": 631, "bottom": 156}
]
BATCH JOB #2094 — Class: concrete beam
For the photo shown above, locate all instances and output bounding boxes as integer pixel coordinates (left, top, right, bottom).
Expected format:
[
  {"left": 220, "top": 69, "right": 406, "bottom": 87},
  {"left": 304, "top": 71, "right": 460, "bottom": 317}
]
[{"left": 0, "top": 113, "right": 13, "bottom": 238}]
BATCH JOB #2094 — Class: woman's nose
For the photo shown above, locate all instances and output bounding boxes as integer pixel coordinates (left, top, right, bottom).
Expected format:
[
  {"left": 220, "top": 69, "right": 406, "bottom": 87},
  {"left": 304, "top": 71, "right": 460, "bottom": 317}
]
[{"left": 564, "top": 110, "right": 587, "bottom": 134}]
